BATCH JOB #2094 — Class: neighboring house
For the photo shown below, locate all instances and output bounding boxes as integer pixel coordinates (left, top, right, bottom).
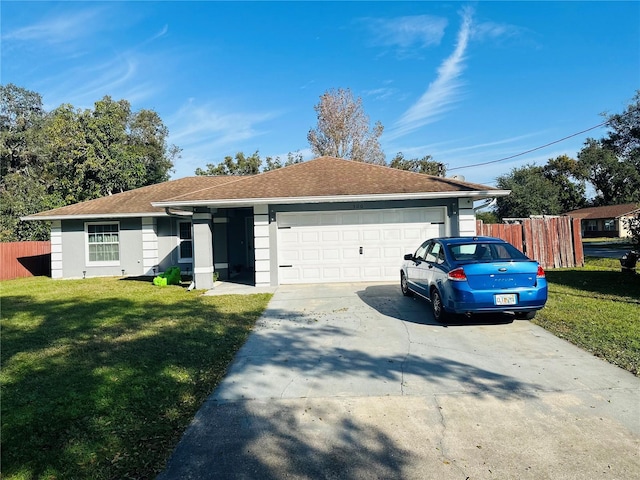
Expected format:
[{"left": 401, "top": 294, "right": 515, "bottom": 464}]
[
  {"left": 23, "top": 156, "right": 509, "bottom": 289},
  {"left": 567, "top": 203, "right": 640, "bottom": 238}
]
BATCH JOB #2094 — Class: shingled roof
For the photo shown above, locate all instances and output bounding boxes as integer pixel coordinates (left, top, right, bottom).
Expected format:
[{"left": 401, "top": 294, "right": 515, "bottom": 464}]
[
  {"left": 154, "top": 156, "right": 504, "bottom": 207},
  {"left": 24, "top": 176, "right": 236, "bottom": 220},
  {"left": 567, "top": 203, "right": 640, "bottom": 220},
  {"left": 24, "top": 157, "right": 508, "bottom": 220}
]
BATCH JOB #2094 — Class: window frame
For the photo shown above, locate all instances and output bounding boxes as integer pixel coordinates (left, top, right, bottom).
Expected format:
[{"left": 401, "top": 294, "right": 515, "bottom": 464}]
[
  {"left": 603, "top": 219, "right": 616, "bottom": 231},
  {"left": 85, "top": 221, "right": 120, "bottom": 266},
  {"left": 178, "top": 221, "right": 193, "bottom": 263}
]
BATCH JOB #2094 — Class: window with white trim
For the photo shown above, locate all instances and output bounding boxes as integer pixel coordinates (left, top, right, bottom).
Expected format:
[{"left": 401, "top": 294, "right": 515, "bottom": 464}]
[
  {"left": 585, "top": 220, "right": 598, "bottom": 231},
  {"left": 86, "top": 222, "right": 120, "bottom": 265},
  {"left": 178, "top": 222, "right": 193, "bottom": 262},
  {"left": 603, "top": 219, "right": 616, "bottom": 231}
]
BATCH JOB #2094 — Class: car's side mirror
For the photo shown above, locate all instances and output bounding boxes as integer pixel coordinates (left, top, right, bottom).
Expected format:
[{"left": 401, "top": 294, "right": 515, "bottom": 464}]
[{"left": 404, "top": 253, "right": 414, "bottom": 261}]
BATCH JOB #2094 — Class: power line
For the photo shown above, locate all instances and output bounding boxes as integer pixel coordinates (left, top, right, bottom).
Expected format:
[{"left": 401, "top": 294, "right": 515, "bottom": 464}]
[{"left": 447, "top": 119, "right": 610, "bottom": 172}]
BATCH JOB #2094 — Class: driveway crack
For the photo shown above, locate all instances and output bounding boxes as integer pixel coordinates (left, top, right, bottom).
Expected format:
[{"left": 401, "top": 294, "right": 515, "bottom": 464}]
[
  {"left": 399, "top": 320, "right": 412, "bottom": 395},
  {"left": 433, "top": 395, "right": 467, "bottom": 477}
]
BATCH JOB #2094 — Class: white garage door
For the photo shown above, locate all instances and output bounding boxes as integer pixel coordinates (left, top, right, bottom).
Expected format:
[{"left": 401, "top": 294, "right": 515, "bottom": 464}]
[{"left": 277, "top": 207, "right": 446, "bottom": 284}]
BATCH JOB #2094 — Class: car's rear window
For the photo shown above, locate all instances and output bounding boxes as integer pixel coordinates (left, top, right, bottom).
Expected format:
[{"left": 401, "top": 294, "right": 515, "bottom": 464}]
[{"left": 447, "top": 242, "right": 528, "bottom": 262}]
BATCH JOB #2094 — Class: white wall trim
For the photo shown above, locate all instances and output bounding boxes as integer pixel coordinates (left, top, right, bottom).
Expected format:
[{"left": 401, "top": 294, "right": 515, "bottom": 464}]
[
  {"left": 51, "top": 220, "right": 63, "bottom": 279},
  {"left": 141, "top": 218, "right": 158, "bottom": 275},
  {"left": 254, "top": 205, "right": 271, "bottom": 286}
]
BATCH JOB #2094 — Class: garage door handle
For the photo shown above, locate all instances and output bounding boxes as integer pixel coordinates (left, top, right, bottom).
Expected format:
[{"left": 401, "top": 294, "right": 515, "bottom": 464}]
[{"left": 359, "top": 246, "right": 363, "bottom": 255}]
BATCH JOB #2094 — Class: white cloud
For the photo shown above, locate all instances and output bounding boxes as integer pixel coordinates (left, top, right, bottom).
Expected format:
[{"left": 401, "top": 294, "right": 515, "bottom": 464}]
[
  {"left": 2, "top": 8, "right": 105, "bottom": 45},
  {"left": 167, "top": 99, "right": 279, "bottom": 149},
  {"left": 362, "top": 15, "right": 448, "bottom": 49},
  {"left": 387, "top": 7, "right": 474, "bottom": 141}
]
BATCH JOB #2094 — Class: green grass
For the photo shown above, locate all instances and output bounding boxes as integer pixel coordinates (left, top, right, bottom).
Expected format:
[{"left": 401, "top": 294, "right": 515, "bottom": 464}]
[
  {"left": 0, "top": 276, "right": 272, "bottom": 480},
  {"left": 534, "top": 258, "right": 640, "bottom": 376},
  {"left": 2, "top": 264, "right": 639, "bottom": 478}
]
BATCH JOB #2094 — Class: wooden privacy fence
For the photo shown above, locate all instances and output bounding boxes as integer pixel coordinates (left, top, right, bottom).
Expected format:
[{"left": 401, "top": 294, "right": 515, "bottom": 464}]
[
  {"left": 476, "top": 217, "right": 584, "bottom": 269},
  {"left": 0, "top": 241, "right": 51, "bottom": 280}
]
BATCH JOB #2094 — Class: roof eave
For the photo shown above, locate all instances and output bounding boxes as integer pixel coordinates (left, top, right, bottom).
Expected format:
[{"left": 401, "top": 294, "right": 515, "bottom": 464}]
[
  {"left": 21, "top": 212, "right": 167, "bottom": 221},
  {"left": 152, "top": 190, "right": 511, "bottom": 209}
]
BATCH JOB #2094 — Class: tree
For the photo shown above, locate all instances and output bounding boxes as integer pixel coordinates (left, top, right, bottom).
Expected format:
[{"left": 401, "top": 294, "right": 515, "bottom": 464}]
[
  {"left": 476, "top": 211, "right": 499, "bottom": 224},
  {"left": 0, "top": 83, "right": 45, "bottom": 177},
  {"left": 195, "top": 151, "right": 304, "bottom": 175},
  {"left": 0, "top": 172, "right": 62, "bottom": 241},
  {"left": 389, "top": 152, "right": 445, "bottom": 176},
  {"left": 129, "top": 109, "right": 178, "bottom": 186},
  {"left": 577, "top": 138, "right": 640, "bottom": 205},
  {"left": 495, "top": 164, "right": 564, "bottom": 219},
  {"left": 602, "top": 90, "right": 640, "bottom": 160},
  {"left": 263, "top": 151, "right": 304, "bottom": 171},
  {"left": 307, "top": 88, "right": 385, "bottom": 164},
  {"left": 195, "top": 151, "right": 262, "bottom": 176},
  {"left": 576, "top": 91, "right": 640, "bottom": 205},
  {"left": 542, "top": 154, "right": 586, "bottom": 212},
  {"left": 624, "top": 212, "right": 640, "bottom": 246},
  {"left": 1, "top": 87, "right": 178, "bottom": 241}
]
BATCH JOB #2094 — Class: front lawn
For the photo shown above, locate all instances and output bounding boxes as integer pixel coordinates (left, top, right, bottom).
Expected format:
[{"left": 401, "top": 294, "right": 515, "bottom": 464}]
[
  {"left": 0, "top": 276, "right": 272, "bottom": 480},
  {"left": 535, "top": 258, "right": 640, "bottom": 376},
  {"left": 2, "top": 262, "right": 639, "bottom": 479}
]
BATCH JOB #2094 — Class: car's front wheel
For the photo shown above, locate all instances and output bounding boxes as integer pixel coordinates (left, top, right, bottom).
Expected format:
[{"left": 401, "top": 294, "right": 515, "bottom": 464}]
[
  {"left": 431, "top": 288, "right": 448, "bottom": 323},
  {"left": 401, "top": 272, "right": 412, "bottom": 297}
]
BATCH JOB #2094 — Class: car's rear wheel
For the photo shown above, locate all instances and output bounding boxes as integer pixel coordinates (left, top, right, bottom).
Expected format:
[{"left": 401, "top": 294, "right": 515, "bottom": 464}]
[
  {"left": 515, "top": 311, "right": 536, "bottom": 320},
  {"left": 401, "top": 272, "right": 412, "bottom": 297},
  {"left": 430, "top": 288, "right": 448, "bottom": 323}
]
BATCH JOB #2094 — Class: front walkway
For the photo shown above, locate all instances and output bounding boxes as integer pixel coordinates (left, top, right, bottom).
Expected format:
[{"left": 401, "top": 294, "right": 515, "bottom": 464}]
[{"left": 202, "top": 281, "right": 277, "bottom": 296}]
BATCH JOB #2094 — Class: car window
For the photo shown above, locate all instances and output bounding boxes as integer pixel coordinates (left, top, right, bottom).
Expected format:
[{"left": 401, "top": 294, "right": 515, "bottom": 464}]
[
  {"left": 492, "top": 243, "right": 528, "bottom": 260},
  {"left": 425, "top": 242, "right": 441, "bottom": 263},
  {"left": 414, "top": 241, "right": 430, "bottom": 260},
  {"left": 448, "top": 242, "right": 528, "bottom": 261}
]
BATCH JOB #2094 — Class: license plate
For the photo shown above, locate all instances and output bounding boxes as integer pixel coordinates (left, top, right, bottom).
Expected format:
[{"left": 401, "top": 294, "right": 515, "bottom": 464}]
[{"left": 495, "top": 294, "right": 517, "bottom": 305}]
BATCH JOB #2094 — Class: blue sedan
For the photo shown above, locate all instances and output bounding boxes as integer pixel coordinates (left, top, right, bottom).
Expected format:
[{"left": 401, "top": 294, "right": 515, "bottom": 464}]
[{"left": 400, "top": 236, "right": 548, "bottom": 322}]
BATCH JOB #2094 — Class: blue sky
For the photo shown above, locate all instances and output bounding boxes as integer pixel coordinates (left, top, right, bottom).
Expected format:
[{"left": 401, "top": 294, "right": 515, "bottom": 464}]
[{"left": 2, "top": 1, "right": 639, "bottom": 186}]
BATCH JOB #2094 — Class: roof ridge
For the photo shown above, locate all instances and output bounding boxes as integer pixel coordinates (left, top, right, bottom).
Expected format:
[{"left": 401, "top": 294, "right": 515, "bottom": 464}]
[{"left": 161, "top": 157, "right": 332, "bottom": 201}]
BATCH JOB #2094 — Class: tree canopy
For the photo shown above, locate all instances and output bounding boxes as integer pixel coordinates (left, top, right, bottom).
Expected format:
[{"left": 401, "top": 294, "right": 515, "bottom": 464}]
[
  {"left": 195, "top": 151, "right": 303, "bottom": 176},
  {"left": 495, "top": 91, "right": 640, "bottom": 220},
  {"left": 389, "top": 152, "right": 445, "bottom": 176},
  {"left": 0, "top": 84, "right": 179, "bottom": 241},
  {"left": 307, "top": 88, "right": 385, "bottom": 164}
]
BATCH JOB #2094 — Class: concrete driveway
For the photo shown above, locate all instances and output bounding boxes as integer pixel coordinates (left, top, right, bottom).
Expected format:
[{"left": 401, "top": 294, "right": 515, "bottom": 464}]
[{"left": 158, "top": 283, "right": 639, "bottom": 479}]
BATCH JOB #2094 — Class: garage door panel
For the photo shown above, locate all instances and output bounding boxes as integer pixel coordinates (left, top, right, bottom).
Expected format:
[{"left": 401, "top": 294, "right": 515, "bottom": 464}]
[
  {"left": 363, "top": 247, "right": 381, "bottom": 258},
  {"left": 302, "top": 249, "right": 320, "bottom": 261},
  {"left": 362, "top": 230, "right": 380, "bottom": 241},
  {"left": 343, "top": 249, "right": 359, "bottom": 260},
  {"left": 279, "top": 268, "right": 299, "bottom": 281},
  {"left": 343, "top": 267, "right": 361, "bottom": 279},
  {"left": 302, "top": 268, "right": 321, "bottom": 279},
  {"left": 277, "top": 208, "right": 447, "bottom": 284},
  {"left": 363, "top": 266, "right": 383, "bottom": 277},
  {"left": 322, "top": 231, "right": 340, "bottom": 242},
  {"left": 279, "top": 230, "right": 299, "bottom": 243},
  {"left": 383, "top": 229, "right": 401, "bottom": 241},
  {"left": 322, "top": 249, "right": 340, "bottom": 260},
  {"left": 383, "top": 246, "right": 402, "bottom": 258},
  {"left": 280, "top": 250, "right": 300, "bottom": 262},
  {"left": 342, "top": 229, "right": 360, "bottom": 242},
  {"left": 323, "top": 267, "right": 341, "bottom": 278}
]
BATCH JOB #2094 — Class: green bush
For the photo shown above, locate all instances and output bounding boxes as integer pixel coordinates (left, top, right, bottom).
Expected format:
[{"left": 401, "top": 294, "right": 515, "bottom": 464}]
[{"left": 152, "top": 266, "right": 182, "bottom": 286}]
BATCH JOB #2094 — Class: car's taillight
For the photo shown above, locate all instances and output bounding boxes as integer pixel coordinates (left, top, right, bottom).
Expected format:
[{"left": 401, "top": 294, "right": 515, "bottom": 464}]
[
  {"left": 448, "top": 267, "right": 467, "bottom": 281},
  {"left": 537, "top": 265, "right": 545, "bottom": 278}
]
